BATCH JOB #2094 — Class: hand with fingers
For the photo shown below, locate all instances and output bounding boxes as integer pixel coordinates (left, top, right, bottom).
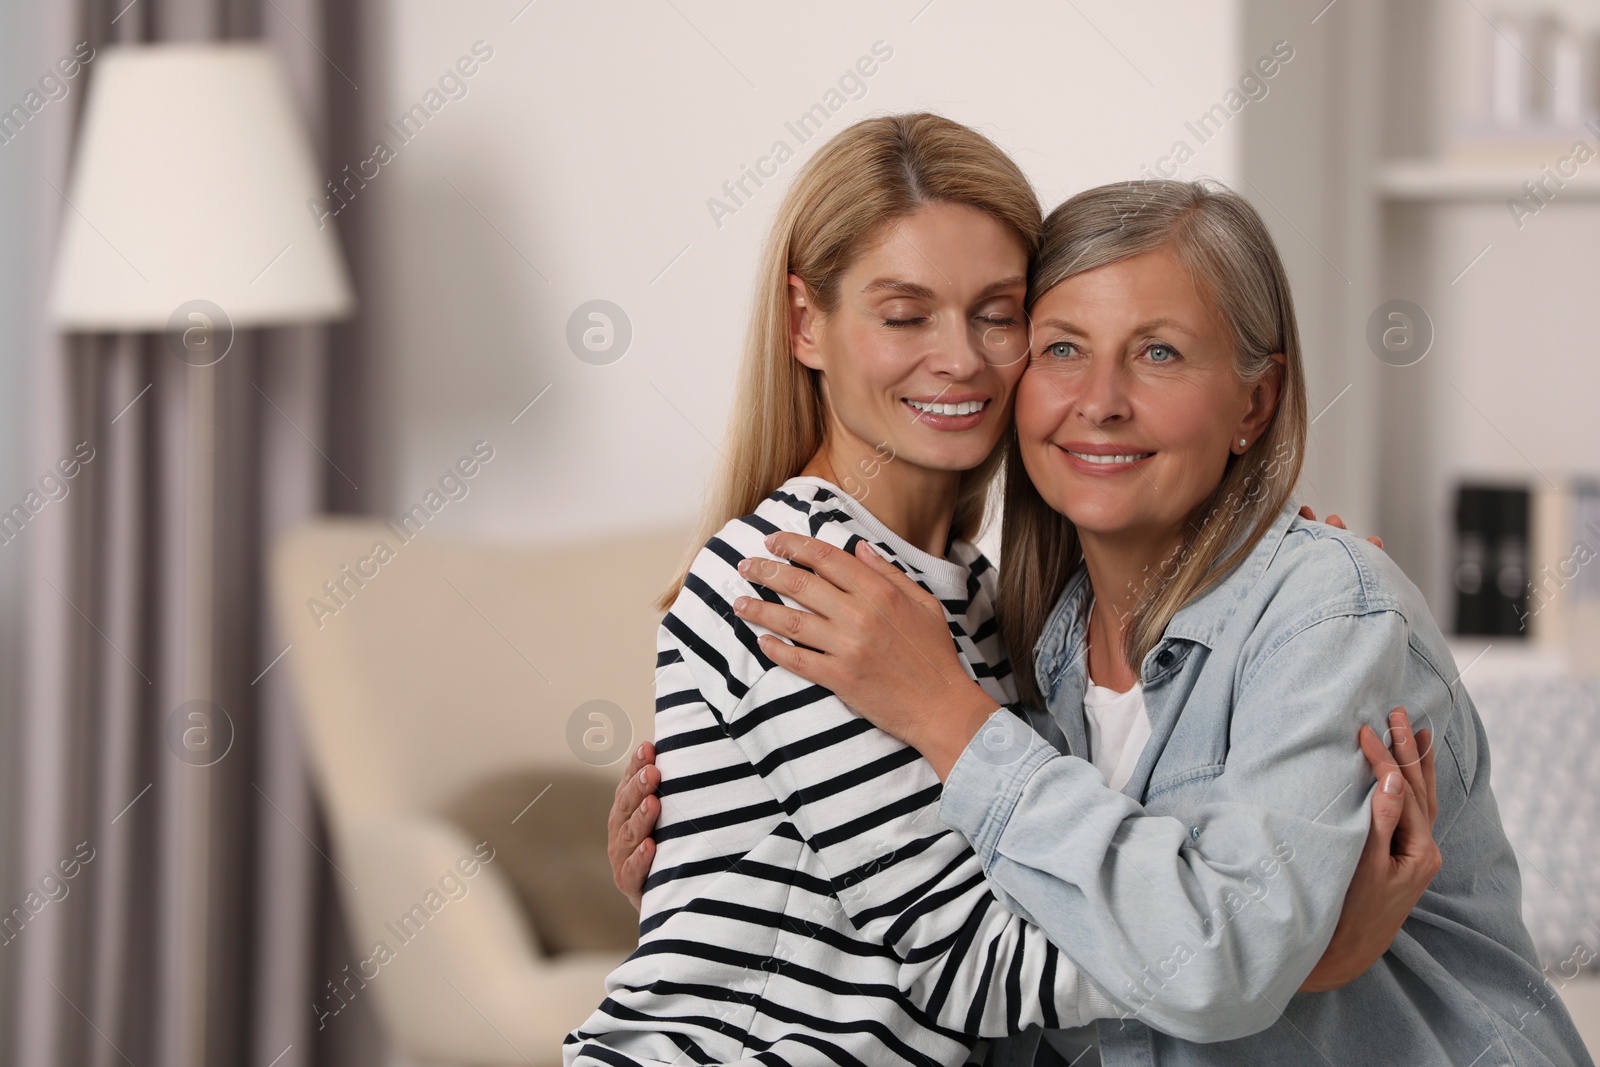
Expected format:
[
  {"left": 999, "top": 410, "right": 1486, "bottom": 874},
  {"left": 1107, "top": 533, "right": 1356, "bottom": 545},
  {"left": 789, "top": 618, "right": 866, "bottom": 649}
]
[
  {"left": 1300, "top": 707, "right": 1442, "bottom": 991},
  {"left": 1299, "top": 504, "right": 1384, "bottom": 550},
  {"left": 732, "top": 531, "right": 998, "bottom": 780},
  {"left": 608, "top": 742, "right": 660, "bottom": 912}
]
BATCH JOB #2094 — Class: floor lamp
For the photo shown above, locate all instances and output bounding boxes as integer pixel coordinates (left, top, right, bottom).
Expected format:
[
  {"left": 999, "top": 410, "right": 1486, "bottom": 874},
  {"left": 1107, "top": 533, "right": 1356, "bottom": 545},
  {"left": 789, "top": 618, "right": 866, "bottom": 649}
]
[{"left": 49, "top": 44, "right": 353, "bottom": 1067}]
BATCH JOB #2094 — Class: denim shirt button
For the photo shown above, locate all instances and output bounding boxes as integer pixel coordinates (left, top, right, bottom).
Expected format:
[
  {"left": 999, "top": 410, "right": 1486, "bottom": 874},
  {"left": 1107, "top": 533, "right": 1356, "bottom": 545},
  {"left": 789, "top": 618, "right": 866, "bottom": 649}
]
[
  {"left": 1190, "top": 826, "right": 1201, "bottom": 841},
  {"left": 1155, "top": 649, "right": 1174, "bottom": 669}
]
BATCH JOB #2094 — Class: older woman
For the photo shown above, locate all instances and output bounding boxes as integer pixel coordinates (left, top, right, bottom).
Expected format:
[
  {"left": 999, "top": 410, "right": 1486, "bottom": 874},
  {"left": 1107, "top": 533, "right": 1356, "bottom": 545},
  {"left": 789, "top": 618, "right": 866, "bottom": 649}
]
[{"left": 700, "top": 181, "right": 1592, "bottom": 1065}]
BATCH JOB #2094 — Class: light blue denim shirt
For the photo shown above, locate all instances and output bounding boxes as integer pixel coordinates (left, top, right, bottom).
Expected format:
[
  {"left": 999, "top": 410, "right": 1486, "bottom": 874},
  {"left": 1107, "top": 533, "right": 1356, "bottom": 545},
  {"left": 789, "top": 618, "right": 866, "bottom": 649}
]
[{"left": 942, "top": 501, "right": 1593, "bottom": 1067}]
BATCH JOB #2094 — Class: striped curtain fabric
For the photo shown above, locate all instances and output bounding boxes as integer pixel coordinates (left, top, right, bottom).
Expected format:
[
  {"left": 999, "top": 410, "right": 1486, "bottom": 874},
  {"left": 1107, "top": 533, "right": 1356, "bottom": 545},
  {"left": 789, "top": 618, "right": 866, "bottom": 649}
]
[{"left": 4, "top": 1, "right": 386, "bottom": 1065}]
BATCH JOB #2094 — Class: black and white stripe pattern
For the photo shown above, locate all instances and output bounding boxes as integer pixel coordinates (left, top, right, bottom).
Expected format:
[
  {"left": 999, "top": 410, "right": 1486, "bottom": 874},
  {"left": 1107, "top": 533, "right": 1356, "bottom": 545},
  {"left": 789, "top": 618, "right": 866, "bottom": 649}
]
[{"left": 565, "top": 478, "right": 1089, "bottom": 1067}]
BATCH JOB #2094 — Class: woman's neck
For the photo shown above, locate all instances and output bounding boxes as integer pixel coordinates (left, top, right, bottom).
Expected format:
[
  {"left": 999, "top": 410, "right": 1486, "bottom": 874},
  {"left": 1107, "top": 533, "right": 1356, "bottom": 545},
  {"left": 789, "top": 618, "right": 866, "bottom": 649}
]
[
  {"left": 799, "top": 437, "right": 961, "bottom": 559},
  {"left": 1078, "top": 526, "right": 1184, "bottom": 691}
]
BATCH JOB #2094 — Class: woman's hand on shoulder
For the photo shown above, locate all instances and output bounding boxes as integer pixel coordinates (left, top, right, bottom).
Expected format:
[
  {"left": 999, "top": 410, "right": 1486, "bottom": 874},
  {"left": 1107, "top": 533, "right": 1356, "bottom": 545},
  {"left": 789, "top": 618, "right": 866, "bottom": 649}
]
[
  {"left": 1300, "top": 504, "right": 1383, "bottom": 550},
  {"left": 608, "top": 742, "right": 660, "bottom": 912},
  {"left": 731, "top": 532, "right": 1001, "bottom": 779}
]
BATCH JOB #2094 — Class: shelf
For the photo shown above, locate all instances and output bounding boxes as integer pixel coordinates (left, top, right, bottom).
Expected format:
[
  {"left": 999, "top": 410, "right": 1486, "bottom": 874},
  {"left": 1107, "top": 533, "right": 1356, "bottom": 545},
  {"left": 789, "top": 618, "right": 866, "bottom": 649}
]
[{"left": 1379, "top": 159, "right": 1600, "bottom": 201}]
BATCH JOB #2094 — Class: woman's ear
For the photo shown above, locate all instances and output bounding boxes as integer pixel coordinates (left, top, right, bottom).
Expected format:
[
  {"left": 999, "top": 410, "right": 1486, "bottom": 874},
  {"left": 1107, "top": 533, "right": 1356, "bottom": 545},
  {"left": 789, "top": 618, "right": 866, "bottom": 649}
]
[
  {"left": 789, "top": 274, "right": 825, "bottom": 371},
  {"left": 1238, "top": 352, "right": 1286, "bottom": 444}
]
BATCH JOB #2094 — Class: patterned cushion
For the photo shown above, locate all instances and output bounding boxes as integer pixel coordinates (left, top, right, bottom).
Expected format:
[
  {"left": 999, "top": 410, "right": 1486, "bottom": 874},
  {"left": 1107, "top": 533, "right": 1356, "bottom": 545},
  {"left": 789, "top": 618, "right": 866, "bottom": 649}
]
[{"left": 442, "top": 769, "right": 639, "bottom": 956}]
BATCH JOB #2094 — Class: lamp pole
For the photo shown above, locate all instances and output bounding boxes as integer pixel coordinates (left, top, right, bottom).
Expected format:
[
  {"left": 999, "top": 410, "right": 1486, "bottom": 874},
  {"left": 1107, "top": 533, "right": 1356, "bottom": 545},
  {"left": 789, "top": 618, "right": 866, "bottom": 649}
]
[{"left": 180, "top": 355, "right": 216, "bottom": 1067}]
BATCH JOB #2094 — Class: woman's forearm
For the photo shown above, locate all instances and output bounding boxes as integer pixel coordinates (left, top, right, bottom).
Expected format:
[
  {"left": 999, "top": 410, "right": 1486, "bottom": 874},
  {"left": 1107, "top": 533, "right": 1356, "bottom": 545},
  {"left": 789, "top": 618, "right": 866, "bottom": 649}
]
[
  {"left": 720, "top": 668, "right": 1107, "bottom": 1035},
  {"left": 909, "top": 681, "right": 1001, "bottom": 781},
  {"left": 938, "top": 712, "right": 1368, "bottom": 1042}
]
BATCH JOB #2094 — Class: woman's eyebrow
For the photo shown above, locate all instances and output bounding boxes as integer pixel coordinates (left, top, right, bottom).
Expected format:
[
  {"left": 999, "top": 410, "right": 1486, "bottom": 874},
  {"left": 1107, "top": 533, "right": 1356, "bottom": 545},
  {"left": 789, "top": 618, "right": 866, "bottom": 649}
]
[
  {"left": 860, "top": 275, "right": 1026, "bottom": 300},
  {"left": 1131, "top": 316, "right": 1200, "bottom": 337},
  {"left": 861, "top": 278, "right": 938, "bottom": 299},
  {"left": 1031, "top": 316, "right": 1200, "bottom": 338},
  {"left": 1032, "top": 317, "right": 1083, "bottom": 336},
  {"left": 976, "top": 275, "right": 1027, "bottom": 299}
]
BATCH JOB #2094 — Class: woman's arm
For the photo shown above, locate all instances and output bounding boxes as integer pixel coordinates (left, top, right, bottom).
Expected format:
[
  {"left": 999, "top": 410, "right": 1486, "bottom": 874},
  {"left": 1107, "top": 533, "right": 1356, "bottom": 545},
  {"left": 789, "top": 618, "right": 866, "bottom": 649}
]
[
  {"left": 610, "top": 672, "right": 1440, "bottom": 997},
  {"left": 1299, "top": 714, "right": 1439, "bottom": 992},
  {"left": 692, "top": 642, "right": 1110, "bottom": 1034},
  {"left": 732, "top": 532, "right": 1445, "bottom": 1041}
]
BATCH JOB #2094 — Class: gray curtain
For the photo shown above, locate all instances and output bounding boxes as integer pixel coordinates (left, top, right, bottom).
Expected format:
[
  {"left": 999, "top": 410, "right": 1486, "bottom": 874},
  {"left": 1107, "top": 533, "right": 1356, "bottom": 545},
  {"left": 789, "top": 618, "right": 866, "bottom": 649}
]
[{"left": 6, "top": 0, "right": 388, "bottom": 1065}]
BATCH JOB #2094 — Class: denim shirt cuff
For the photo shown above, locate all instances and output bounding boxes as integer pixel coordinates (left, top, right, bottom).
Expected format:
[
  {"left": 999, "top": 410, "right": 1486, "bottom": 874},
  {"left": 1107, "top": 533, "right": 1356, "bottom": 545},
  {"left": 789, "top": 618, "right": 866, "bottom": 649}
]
[{"left": 938, "top": 708, "right": 1057, "bottom": 866}]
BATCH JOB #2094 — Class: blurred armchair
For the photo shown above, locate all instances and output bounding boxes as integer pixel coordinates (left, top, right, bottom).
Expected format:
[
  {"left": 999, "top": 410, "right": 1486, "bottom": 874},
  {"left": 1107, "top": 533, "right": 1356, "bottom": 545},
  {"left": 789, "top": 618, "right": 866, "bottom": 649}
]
[{"left": 270, "top": 518, "right": 687, "bottom": 1066}]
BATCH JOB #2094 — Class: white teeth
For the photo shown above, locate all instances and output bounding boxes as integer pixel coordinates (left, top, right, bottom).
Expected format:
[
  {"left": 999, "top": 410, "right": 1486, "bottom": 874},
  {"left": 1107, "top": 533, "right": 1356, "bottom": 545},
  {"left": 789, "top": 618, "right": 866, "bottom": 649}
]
[
  {"left": 907, "top": 399, "right": 987, "bottom": 416},
  {"left": 1067, "top": 451, "right": 1154, "bottom": 465}
]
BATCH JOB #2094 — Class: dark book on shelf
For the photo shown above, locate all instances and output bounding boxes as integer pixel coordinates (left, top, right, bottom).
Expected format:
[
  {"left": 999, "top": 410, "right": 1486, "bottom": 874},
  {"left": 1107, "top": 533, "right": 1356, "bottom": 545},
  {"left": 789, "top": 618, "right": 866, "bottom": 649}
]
[
  {"left": 1576, "top": 483, "right": 1600, "bottom": 605},
  {"left": 1453, "top": 484, "right": 1530, "bottom": 636}
]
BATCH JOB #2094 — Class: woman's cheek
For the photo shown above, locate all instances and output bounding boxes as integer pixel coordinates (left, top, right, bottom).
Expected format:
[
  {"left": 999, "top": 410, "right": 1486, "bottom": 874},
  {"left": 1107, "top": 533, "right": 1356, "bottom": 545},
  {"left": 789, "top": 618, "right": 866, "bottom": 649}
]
[
  {"left": 1013, "top": 371, "right": 1071, "bottom": 503},
  {"left": 995, "top": 342, "right": 1030, "bottom": 390},
  {"left": 1013, "top": 366, "right": 1067, "bottom": 443}
]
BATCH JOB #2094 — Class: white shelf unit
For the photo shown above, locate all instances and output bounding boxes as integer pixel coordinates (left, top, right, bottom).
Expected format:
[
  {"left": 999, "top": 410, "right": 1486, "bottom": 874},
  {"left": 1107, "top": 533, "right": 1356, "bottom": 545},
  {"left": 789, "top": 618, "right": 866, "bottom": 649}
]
[
  {"left": 1378, "top": 159, "right": 1600, "bottom": 200},
  {"left": 1238, "top": 0, "right": 1600, "bottom": 634}
]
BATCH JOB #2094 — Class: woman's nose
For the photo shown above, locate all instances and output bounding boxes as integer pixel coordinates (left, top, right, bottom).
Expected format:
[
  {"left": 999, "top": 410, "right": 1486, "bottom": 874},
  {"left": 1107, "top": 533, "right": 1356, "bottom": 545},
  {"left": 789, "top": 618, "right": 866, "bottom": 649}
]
[
  {"left": 1073, "top": 358, "right": 1132, "bottom": 424},
  {"left": 924, "top": 317, "right": 987, "bottom": 378}
]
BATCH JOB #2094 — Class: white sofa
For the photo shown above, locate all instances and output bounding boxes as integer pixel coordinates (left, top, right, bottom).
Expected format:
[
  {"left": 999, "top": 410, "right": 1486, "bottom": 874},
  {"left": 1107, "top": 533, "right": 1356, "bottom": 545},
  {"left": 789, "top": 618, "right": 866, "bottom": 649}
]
[{"left": 270, "top": 519, "right": 689, "bottom": 1066}]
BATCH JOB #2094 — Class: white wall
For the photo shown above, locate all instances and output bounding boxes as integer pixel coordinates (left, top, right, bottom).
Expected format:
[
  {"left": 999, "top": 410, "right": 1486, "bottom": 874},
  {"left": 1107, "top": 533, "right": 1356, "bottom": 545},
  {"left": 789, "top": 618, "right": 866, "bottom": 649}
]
[
  {"left": 366, "top": 0, "right": 1244, "bottom": 544},
  {"left": 1237, "top": 0, "right": 1386, "bottom": 539}
]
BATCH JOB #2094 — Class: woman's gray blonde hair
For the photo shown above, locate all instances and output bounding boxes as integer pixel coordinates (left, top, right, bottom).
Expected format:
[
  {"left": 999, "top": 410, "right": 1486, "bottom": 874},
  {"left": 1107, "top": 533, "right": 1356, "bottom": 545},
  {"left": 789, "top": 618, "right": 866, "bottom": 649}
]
[{"left": 1000, "top": 179, "right": 1309, "bottom": 704}]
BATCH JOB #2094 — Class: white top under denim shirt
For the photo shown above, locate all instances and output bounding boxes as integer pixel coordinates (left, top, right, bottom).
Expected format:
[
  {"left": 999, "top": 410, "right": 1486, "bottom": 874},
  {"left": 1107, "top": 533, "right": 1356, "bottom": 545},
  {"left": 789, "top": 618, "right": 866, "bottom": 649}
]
[
  {"left": 949, "top": 501, "right": 1594, "bottom": 1067},
  {"left": 1082, "top": 672, "right": 1152, "bottom": 793}
]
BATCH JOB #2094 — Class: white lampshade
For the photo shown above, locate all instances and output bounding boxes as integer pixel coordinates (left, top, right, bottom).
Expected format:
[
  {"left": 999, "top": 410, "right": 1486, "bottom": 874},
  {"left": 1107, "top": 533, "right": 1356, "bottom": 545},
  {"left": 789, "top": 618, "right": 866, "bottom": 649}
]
[{"left": 50, "top": 42, "right": 353, "bottom": 330}]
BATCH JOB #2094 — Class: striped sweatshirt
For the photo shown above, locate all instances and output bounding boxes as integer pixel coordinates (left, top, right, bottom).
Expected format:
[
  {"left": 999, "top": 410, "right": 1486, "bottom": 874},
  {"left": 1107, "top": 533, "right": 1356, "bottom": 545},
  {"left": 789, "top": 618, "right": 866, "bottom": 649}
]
[{"left": 565, "top": 478, "right": 1112, "bottom": 1067}]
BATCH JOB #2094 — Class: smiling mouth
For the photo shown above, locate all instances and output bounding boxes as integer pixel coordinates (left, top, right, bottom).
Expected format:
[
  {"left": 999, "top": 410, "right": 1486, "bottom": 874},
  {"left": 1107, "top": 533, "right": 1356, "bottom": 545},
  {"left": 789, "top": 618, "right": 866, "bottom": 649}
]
[
  {"left": 1064, "top": 450, "right": 1155, "bottom": 464},
  {"left": 904, "top": 398, "right": 989, "bottom": 417}
]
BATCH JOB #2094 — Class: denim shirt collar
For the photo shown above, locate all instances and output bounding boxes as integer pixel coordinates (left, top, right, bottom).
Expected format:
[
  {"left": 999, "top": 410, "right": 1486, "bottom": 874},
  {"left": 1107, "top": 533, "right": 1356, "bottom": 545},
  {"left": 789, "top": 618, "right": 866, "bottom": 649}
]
[{"left": 1032, "top": 499, "right": 1302, "bottom": 701}]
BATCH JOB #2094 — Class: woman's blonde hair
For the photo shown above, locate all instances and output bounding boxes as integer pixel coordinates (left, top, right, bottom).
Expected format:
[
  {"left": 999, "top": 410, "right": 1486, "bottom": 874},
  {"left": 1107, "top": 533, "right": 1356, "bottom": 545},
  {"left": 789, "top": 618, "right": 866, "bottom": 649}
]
[
  {"left": 659, "top": 112, "right": 1041, "bottom": 610},
  {"left": 1000, "top": 179, "right": 1308, "bottom": 704}
]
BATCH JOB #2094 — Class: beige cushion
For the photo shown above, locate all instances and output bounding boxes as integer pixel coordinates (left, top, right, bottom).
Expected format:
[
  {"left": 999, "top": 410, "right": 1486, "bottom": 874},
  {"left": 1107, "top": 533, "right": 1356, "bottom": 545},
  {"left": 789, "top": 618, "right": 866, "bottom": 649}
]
[{"left": 443, "top": 768, "right": 639, "bottom": 956}]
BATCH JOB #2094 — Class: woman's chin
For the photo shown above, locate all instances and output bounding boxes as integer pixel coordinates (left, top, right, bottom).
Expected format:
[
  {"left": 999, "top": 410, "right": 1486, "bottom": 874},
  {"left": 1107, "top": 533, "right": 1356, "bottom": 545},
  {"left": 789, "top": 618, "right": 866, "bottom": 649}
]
[
  {"left": 1067, "top": 518, "right": 1132, "bottom": 540},
  {"left": 1056, "top": 502, "right": 1160, "bottom": 541},
  {"left": 893, "top": 439, "right": 1002, "bottom": 475}
]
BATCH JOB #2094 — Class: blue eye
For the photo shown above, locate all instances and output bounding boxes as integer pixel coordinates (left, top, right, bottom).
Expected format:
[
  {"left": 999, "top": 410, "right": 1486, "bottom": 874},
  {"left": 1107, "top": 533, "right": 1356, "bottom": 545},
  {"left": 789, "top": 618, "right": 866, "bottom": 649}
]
[
  {"left": 1147, "top": 344, "right": 1178, "bottom": 363},
  {"left": 1042, "top": 341, "right": 1077, "bottom": 359}
]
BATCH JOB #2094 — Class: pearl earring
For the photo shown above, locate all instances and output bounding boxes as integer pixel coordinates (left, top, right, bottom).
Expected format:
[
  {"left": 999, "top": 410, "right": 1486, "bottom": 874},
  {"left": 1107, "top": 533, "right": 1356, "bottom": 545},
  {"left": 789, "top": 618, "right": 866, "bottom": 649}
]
[{"left": 1239, "top": 438, "right": 1247, "bottom": 449}]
